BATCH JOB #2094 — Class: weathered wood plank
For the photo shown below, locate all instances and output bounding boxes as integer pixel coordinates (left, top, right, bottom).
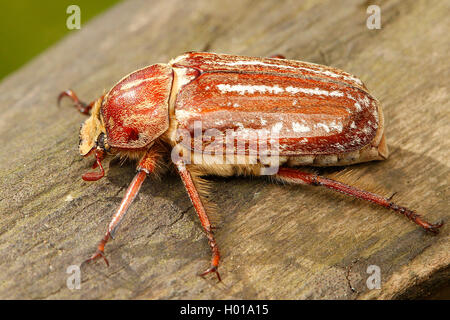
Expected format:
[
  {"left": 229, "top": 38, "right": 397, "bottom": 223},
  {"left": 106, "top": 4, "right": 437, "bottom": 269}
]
[{"left": 0, "top": 0, "right": 448, "bottom": 299}]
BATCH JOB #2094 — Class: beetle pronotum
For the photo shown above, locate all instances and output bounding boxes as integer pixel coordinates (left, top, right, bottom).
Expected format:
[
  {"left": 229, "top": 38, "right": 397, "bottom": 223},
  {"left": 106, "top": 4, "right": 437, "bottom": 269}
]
[{"left": 59, "top": 52, "right": 443, "bottom": 281}]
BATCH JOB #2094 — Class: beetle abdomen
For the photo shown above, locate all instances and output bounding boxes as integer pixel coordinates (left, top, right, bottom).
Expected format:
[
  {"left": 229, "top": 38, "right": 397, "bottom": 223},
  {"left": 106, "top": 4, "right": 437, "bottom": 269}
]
[{"left": 171, "top": 52, "right": 384, "bottom": 159}]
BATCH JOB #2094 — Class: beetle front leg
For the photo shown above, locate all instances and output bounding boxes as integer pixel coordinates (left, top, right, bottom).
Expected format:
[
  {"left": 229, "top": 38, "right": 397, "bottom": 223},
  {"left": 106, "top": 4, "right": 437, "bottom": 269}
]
[
  {"left": 58, "top": 89, "right": 100, "bottom": 115},
  {"left": 174, "top": 160, "right": 221, "bottom": 281},
  {"left": 83, "top": 148, "right": 160, "bottom": 266},
  {"left": 276, "top": 168, "right": 443, "bottom": 233}
]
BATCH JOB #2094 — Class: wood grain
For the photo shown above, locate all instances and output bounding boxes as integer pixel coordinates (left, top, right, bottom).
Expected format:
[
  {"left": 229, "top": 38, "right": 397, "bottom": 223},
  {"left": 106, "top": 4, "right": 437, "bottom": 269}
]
[{"left": 0, "top": 0, "right": 448, "bottom": 299}]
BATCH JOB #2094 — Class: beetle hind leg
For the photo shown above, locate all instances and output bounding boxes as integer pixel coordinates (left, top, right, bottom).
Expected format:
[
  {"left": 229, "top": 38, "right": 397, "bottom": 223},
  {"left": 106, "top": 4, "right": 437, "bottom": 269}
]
[{"left": 276, "top": 168, "right": 443, "bottom": 234}]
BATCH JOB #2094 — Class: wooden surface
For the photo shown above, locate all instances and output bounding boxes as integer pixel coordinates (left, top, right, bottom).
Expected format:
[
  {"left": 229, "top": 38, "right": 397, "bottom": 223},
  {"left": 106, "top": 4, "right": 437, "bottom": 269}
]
[{"left": 0, "top": 0, "right": 448, "bottom": 299}]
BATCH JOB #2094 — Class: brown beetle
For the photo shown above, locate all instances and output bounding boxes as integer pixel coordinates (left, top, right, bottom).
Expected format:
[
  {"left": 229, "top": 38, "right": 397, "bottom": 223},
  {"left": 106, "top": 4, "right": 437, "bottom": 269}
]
[{"left": 59, "top": 52, "right": 443, "bottom": 281}]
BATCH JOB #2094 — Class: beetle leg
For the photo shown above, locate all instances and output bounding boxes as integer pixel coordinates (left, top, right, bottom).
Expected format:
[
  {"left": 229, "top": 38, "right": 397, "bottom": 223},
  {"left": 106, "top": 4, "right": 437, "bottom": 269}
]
[
  {"left": 83, "top": 148, "right": 160, "bottom": 266},
  {"left": 174, "top": 160, "right": 221, "bottom": 282},
  {"left": 276, "top": 168, "right": 444, "bottom": 234},
  {"left": 269, "top": 54, "right": 286, "bottom": 59},
  {"left": 58, "top": 89, "right": 97, "bottom": 115},
  {"left": 82, "top": 149, "right": 105, "bottom": 181}
]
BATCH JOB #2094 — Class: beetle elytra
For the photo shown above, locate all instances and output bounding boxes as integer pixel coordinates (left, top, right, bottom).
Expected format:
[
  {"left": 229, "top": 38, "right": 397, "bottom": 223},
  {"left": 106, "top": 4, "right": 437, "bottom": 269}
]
[{"left": 59, "top": 52, "right": 443, "bottom": 281}]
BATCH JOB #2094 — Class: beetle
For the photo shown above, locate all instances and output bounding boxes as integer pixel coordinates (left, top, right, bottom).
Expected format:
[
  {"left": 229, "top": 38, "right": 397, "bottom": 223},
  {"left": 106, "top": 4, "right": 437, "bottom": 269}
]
[{"left": 59, "top": 52, "right": 443, "bottom": 281}]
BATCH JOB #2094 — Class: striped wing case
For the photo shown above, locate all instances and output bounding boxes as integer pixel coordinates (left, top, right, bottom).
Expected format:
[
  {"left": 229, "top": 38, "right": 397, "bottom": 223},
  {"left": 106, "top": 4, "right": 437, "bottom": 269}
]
[{"left": 171, "top": 52, "right": 381, "bottom": 156}]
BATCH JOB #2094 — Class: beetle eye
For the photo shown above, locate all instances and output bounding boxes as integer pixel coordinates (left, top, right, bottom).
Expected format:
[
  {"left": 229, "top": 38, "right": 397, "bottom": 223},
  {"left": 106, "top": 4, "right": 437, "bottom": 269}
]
[{"left": 96, "top": 132, "right": 107, "bottom": 151}]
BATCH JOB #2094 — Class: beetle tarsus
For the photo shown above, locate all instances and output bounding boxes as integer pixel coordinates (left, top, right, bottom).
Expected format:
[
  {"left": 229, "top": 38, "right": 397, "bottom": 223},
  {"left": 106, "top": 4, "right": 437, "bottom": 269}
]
[
  {"left": 421, "top": 220, "right": 443, "bottom": 234},
  {"left": 84, "top": 249, "right": 110, "bottom": 267},
  {"left": 84, "top": 232, "right": 111, "bottom": 267},
  {"left": 200, "top": 265, "right": 221, "bottom": 282},
  {"left": 388, "top": 203, "right": 444, "bottom": 234}
]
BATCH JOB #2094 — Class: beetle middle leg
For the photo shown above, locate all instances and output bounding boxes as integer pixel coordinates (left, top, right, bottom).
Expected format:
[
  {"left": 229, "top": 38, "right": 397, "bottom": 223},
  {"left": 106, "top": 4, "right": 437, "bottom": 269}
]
[
  {"left": 58, "top": 89, "right": 100, "bottom": 115},
  {"left": 174, "top": 160, "right": 221, "bottom": 281},
  {"left": 276, "top": 168, "right": 443, "bottom": 233},
  {"left": 83, "top": 147, "right": 161, "bottom": 266}
]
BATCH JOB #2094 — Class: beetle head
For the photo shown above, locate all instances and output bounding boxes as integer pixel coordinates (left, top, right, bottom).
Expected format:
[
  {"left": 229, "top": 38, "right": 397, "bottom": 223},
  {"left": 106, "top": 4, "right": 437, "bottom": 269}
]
[
  {"left": 79, "top": 96, "right": 110, "bottom": 156},
  {"left": 77, "top": 96, "right": 111, "bottom": 181}
]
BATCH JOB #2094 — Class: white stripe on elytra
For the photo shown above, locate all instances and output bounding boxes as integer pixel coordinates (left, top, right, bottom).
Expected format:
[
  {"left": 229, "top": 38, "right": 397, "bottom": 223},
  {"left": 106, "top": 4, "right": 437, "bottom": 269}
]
[{"left": 216, "top": 84, "right": 344, "bottom": 97}]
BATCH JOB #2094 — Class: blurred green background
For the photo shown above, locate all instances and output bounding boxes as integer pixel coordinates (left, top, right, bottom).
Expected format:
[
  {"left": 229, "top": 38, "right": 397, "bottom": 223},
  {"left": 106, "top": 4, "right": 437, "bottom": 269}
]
[{"left": 0, "top": 0, "right": 122, "bottom": 81}]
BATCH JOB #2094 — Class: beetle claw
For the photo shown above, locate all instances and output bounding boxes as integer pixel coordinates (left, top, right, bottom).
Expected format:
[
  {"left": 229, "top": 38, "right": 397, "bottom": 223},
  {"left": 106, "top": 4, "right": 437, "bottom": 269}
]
[
  {"left": 84, "top": 249, "right": 110, "bottom": 267},
  {"left": 387, "top": 191, "right": 398, "bottom": 201},
  {"left": 82, "top": 232, "right": 111, "bottom": 267},
  {"left": 426, "top": 220, "right": 444, "bottom": 234},
  {"left": 199, "top": 265, "right": 221, "bottom": 282}
]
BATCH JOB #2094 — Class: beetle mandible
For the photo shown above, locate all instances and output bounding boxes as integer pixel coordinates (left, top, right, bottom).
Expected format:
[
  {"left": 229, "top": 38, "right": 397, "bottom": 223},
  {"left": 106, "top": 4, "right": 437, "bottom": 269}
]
[{"left": 59, "top": 52, "right": 443, "bottom": 281}]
